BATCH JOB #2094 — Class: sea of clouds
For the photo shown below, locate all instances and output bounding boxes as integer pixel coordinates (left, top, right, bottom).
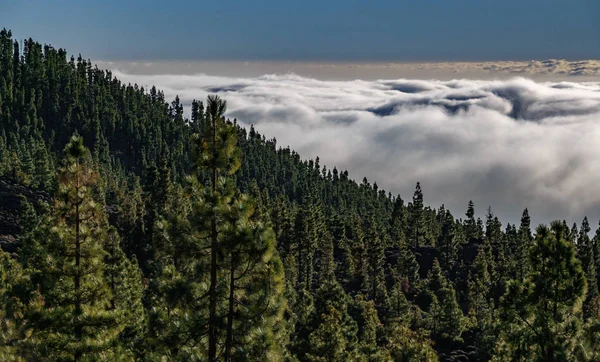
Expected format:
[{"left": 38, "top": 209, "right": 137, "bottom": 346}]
[{"left": 112, "top": 70, "right": 600, "bottom": 227}]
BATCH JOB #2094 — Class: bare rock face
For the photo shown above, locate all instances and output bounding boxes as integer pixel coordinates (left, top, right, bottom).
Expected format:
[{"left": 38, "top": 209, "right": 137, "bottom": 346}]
[{"left": 0, "top": 178, "right": 50, "bottom": 253}]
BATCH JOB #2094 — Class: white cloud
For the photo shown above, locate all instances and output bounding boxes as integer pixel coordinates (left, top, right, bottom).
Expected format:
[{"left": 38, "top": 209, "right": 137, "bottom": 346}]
[{"left": 112, "top": 70, "right": 600, "bottom": 227}]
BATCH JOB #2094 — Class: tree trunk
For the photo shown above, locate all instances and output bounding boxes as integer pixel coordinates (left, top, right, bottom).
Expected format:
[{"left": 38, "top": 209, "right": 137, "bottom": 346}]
[
  {"left": 225, "top": 254, "right": 236, "bottom": 361},
  {"left": 74, "top": 158, "right": 82, "bottom": 361},
  {"left": 208, "top": 116, "right": 218, "bottom": 362}
]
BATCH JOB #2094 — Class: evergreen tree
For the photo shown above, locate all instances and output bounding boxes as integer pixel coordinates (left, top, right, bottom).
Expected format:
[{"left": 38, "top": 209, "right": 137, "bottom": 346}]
[
  {"left": 16, "top": 135, "right": 137, "bottom": 360},
  {"left": 385, "top": 321, "right": 439, "bottom": 361},
  {"left": 363, "top": 217, "right": 388, "bottom": 316},
  {"left": 389, "top": 195, "right": 405, "bottom": 245},
  {"left": 388, "top": 281, "right": 411, "bottom": 323},
  {"left": 201, "top": 94, "right": 239, "bottom": 361},
  {"left": 149, "top": 96, "right": 286, "bottom": 361},
  {"left": 467, "top": 239, "right": 497, "bottom": 361},
  {"left": 593, "top": 221, "right": 600, "bottom": 301},
  {"left": 438, "top": 207, "right": 458, "bottom": 274},
  {"left": 423, "top": 259, "right": 465, "bottom": 344},
  {"left": 512, "top": 209, "right": 533, "bottom": 280},
  {"left": 0, "top": 248, "right": 27, "bottom": 361},
  {"left": 103, "top": 228, "right": 146, "bottom": 356},
  {"left": 4, "top": 30, "right": 600, "bottom": 361},
  {"left": 222, "top": 194, "right": 287, "bottom": 361},
  {"left": 305, "top": 306, "right": 353, "bottom": 362},
  {"left": 396, "top": 243, "right": 420, "bottom": 296},
  {"left": 294, "top": 195, "right": 322, "bottom": 292},
  {"left": 577, "top": 217, "right": 598, "bottom": 304},
  {"left": 408, "top": 182, "right": 425, "bottom": 247},
  {"left": 465, "top": 200, "right": 478, "bottom": 240},
  {"left": 304, "top": 280, "right": 361, "bottom": 361},
  {"left": 495, "top": 221, "right": 587, "bottom": 361}
]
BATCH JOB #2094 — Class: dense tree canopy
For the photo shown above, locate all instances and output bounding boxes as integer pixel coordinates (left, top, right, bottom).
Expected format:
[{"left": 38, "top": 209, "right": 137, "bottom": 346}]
[{"left": 1, "top": 29, "right": 600, "bottom": 360}]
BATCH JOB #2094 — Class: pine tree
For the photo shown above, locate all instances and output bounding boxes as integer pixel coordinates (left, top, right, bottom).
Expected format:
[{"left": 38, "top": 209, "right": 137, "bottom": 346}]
[
  {"left": 16, "top": 135, "right": 135, "bottom": 360},
  {"left": 438, "top": 208, "right": 458, "bottom": 274},
  {"left": 201, "top": 94, "right": 240, "bottom": 361},
  {"left": 512, "top": 208, "right": 533, "bottom": 280},
  {"left": 423, "top": 259, "right": 465, "bottom": 343},
  {"left": 385, "top": 321, "right": 438, "bottom": 361},
  {"left": 408, "top": 182, "right": 425, "bottom": 247},
  {"left": 222, "top": 194, "right": 287, "bottom": 361},
  {"left": 390, "top": 195, "right": 405, "bottom": 245},
  {"left": 396, "top": 243, "right": 420, "bottom": 296},
  {"left": 149, "top": 96, "right": 286, "bottom": 360},
  {"left": 349, "top": 216, "right": 367, "bottom": 294},
  {"left": 577, "top": 217, "right": 598, "bottom": 304},
  {"left": 494, "top": 221, "right": 587, "bottom": 361},
  {"left": 467, "top": 239, "right": 497, "bottom": 360},
  {"left": 103, "top": 228, "right": 145, "bottom": 356},
  {"left": 350, "top": 294, "right": 388, "bottom": 360},
  {"left": 0, "top": 248, "right": 27, "bottom": 361},
  {"left": 363, "top": 217, "right": 388, "bottom": 316},
  {"left": 294, "top": 195, "right": 321, "bottom": 292},
  {"left": 304, "top": 280, "right": 361, "bottom": 361},
  {"left": 388, "top": 281, "right": 411, "bottom": 323},
  {"left": 465, "top": 200, "right": 478, "bottom": 240},
  {"left": 485, "top": 209, "right": 506, "bottom": 301},
  {"left": 593, "top": 221, "right": 600, "bottom": 301},
  {"left": 305, "top": 306, "right": 351, "bottom": 362}
]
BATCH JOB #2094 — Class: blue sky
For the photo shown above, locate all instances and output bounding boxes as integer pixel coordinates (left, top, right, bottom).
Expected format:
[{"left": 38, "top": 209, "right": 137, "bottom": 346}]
[{"left": 2, "top": 0, "right": 600, "bottom": 61}]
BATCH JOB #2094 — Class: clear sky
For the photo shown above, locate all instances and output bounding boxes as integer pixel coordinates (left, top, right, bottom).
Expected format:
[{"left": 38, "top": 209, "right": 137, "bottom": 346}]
[{"left": 3, "top": 0, "right": 600, "bottom": 61}]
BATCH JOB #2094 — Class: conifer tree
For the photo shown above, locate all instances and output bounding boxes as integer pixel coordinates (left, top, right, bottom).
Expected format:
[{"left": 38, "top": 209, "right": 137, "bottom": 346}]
[
  {"left": 390, "top": 195, "right": 405, "bottom": 245},
  {"left": 485, "top": 209, "right": 506, "bottom": 300},
  {"left": 149, "top": 95, "right": 286, "bottom": 361},
  {"left": 408, "top": 182, "right": 425, "bottom": 247},
  {"left": 577, "top": 217, "right": 598, "bottom": 303},
  {"left": 294, "top": 195, "right": 321, "bottom": 292},
  {"left": 222, "top": 194, "right": 287, "bottom": 361},
  {"left": 467, "top": 239, "right": 497, "bottom": 360},
  {"left": 350, "top": 294, "right": 389, "bottom": 360},
  {"left": 438, "top": 208, "right": 458, "bottom": 274},
  {"left": 388, "top": 281, "right": 411, "bottom": 323},
  {"left": 593, "top": 221, "right": 600, "bottom": 299},
  {"left": 512, "top": 208, "right": 533, "bottom": 280},
  {"left": 349, "top": 216, "right": 367, "bottom": 293},
  {"left": 396, "top": 243, "right": 420, "bottom": 295},
  {"left": 304, "top": 280, "right": 361, "bottom": 361},
  {"left": 363, "top": 217, "right": 388, "bottom": 315},
  {"left": 0, "top": 248, "right": 26, "bottom": 361},
  {"left": 103, "top": 228, "right": 145, "bottom": 356},
  {"left": 201, "top": 94, "right": 239, "bottom": 361},
  {"left": 305, "top": 306, "right": 351, "bottom": 362},
  {"left": 385, "top": 321, "right": 439, "bottom": 361},
  {"left": 495, "top": 221, "right": 587, "bottom": 361},
  {"left": 465, "top": 200, "right": 478, "bottom": 240},
  {"left": 423, "top": 259, "right": 465, "bottom": 343},
  {"left": 16, "top": 135, "right": 135, "bottom": 360}
]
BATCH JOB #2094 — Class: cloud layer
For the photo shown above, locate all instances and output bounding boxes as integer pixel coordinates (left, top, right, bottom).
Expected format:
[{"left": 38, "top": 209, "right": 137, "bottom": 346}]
[{"left": 112, "top": 70, "right": 600, "bottom": 226}]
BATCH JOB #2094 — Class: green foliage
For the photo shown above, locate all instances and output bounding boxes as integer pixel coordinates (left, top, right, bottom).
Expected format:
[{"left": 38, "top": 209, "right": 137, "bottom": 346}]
[
  {"left": 408, "top": 182, "right": 426, "bottom": 247},
  {"left": 146, "top": 96, "right": 287, "bottom": 361},
  {"left": 495, "top": 221, "right": 587, "bottom": 361},
  {"left": 12, "top": 135, "right": 140, "bottom": 361},
  {"left": 0, "top": 249, "right": 27, "bottom": 361},
  {"left": 2, "top": 30, "right": 599, "bottom": 360},
  {"left": 467, "top": 239, "right": 497, "bottom": 360},
  {"left": 423, "top": 259, "right": 465, "bottom": 344},
  {"left": 385, "top": 321, "right": 439, "bottom": 362},
  {"left": 305, "top": 306, "right": 354, "bottom": 362}
]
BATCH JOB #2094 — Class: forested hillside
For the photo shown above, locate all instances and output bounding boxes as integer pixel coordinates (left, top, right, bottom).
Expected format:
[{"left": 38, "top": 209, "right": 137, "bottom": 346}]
[{"left": 1, "top": 29, "right": 600, "bottom": 361}]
